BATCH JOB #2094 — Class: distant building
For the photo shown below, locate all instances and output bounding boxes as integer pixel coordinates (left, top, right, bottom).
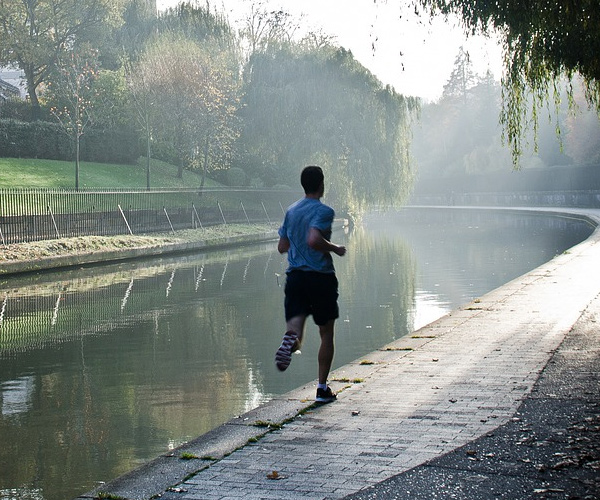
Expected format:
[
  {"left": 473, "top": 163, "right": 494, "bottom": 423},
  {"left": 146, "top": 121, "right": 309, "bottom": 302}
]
[
  {"left": 0, "top": 67, "right": 26, "bottom": 100},
  {"left": 0, "top": 78, "right": 21, "bottom": 104}
]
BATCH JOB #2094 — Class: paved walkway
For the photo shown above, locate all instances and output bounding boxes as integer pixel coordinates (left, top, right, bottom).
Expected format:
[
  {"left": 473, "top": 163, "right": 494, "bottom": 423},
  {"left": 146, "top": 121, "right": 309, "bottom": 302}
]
[
  {"left": 347, "top": 290, "right": 600, "bottom": 499},
  {"left": 78, "top": 208, "right": 600, "bottom": 500}
]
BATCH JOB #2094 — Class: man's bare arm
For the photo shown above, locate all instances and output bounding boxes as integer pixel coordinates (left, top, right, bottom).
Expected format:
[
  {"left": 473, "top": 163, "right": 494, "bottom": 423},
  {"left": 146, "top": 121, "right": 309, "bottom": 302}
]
[
  {"left": 307, "top": 227, "right": 346, "bottom": 256},
  {"left": 278, "top": 237, "right": 290, "bottom": 254}
]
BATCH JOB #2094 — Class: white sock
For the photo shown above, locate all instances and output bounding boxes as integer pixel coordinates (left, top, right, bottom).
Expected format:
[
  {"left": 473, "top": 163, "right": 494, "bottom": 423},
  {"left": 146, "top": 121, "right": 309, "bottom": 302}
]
[{"left": 317, "top": 383, "right": 328, "bottom": 391}]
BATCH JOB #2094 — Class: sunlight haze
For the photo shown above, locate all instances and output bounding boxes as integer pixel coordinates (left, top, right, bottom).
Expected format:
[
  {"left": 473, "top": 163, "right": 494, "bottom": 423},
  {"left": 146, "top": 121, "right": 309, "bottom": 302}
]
[{"left": 156, "top": 0, "right": 503, "bottom": 101}]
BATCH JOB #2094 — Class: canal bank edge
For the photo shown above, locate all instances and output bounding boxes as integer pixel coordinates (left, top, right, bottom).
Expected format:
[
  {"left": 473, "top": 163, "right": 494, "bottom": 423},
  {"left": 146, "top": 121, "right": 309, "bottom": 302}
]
[
  {"left": 0, "top": 218, "right": 350, "bottom": 277},
  {"left": 0, "top": 230, "right": 279, "bottom": 277},
  {"left": 74, "top": 206, "right": 600, "bottom": 500}
]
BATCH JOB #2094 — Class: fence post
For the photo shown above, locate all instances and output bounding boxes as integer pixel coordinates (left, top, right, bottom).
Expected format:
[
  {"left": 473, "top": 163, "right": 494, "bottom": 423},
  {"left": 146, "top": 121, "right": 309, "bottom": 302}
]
[
  {"left": 192, "top": 204, "right": 203, "bottom": 229},
  {"left": 217, "top": 201, "right": 227, "bottom": 225},
  {"left": 163, "top": 206, "right": 175, "bottom": 235},
  {"left": 240, "top": 201, "right": 250, "bottom": 224},
  {"left": 261, "top": 201, "right": 271, "bottom": 223},
  {"left": 47, "top": 205, "right": 61, "bottom": 239},
  {"left": 118, "top": 204, "right": 133, "bottom": 235}
]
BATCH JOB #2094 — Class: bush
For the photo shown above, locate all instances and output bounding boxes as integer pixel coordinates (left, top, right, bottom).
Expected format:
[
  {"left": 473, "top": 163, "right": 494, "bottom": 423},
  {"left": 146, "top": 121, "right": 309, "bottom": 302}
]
[
  {"left": 0, "top": 100, "right": 53, "bottom": 121},
  {"left": 225, "top": 167, "right": 248, "bottom": 186},
  {"left": 151, "top": 140, "right": 179, "bottom": 166},
  {"left": 0, "top": 120, "right": 69, "bottom": 159},
  {"left": 81, "top": 127, "right": 141, "bottom": 164},
  {"left": 0, "top": 119, "right": 140, "bottom": 164}
]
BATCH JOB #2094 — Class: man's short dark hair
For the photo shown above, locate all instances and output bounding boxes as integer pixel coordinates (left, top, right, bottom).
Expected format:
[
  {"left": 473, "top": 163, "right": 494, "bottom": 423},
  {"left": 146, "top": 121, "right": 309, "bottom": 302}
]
[{"left": 301, "top": 165, "right": 324, "bottom": 194}]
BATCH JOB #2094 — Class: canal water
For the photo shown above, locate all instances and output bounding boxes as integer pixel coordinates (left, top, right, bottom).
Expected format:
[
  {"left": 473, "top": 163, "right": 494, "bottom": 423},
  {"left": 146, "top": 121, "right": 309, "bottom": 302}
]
[{"left": 0, "top": 208, "right": 594, "bottom": 500}]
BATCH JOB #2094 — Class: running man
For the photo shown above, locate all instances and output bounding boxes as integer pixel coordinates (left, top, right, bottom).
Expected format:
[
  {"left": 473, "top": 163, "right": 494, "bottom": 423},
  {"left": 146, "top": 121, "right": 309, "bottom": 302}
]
[{"left": 275, "top": 166, "right": 346, "bottom": 403}]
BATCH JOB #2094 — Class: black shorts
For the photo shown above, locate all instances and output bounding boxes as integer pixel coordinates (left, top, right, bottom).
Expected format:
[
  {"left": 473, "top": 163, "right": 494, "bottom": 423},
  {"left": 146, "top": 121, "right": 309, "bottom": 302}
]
[{"left": 284, "top": 271, "right": 339, "bottom": 326}]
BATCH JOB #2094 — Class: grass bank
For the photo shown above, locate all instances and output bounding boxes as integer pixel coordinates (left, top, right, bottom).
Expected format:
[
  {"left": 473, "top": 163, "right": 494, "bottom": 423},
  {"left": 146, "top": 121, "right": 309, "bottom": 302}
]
[
  {"left": 0, "top": 223, "right": 277, "bottom": 264},
  {"left": 0, "top": 157, "right": 221, "bottom": 189}
]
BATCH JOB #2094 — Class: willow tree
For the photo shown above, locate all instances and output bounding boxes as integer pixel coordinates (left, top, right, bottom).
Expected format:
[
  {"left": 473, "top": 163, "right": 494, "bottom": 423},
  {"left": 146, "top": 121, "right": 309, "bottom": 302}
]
[
  {"left": 238, "top": 42, "right": 419, "bottom": 219},
  {"left": 413, "top": 0, "right": 600, "bottom": 166}
]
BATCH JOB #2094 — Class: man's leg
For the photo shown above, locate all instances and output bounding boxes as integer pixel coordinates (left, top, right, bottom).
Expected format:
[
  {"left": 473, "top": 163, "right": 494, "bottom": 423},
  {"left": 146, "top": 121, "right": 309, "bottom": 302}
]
[
  {"left": 317, "top": 319, "right": 335, "bottom": 385},
  {"left": 286, "top": 315, "right": 307, "bottom": 351},
  {"left": 276, "top": 315, "right": 306, "bottom": 371}
]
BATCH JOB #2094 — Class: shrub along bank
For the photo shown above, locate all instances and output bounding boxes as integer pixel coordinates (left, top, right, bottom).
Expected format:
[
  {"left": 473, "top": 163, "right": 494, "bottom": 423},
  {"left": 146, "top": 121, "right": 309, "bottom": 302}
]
[{"left": 0, "top": 119, "right": 140, "bottom": 164}]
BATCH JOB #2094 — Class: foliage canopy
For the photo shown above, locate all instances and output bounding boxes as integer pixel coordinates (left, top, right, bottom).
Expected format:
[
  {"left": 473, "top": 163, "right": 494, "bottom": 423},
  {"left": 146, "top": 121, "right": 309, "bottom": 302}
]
[
  {"left": 0, "top": 0, "right": 124, "bottom": 117},
  {"left": 136, "top": 34, "right": 241, "bottom": 184}
]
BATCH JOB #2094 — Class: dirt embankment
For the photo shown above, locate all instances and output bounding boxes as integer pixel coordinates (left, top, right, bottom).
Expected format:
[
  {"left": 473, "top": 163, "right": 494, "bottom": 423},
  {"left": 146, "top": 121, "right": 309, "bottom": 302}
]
[{"left": 0, "top": 224, "right": 278, "bottom": 269}]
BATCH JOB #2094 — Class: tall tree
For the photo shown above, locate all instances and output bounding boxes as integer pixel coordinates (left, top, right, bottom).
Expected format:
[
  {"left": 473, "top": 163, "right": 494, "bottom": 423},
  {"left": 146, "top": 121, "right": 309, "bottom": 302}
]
[
  {"left": 47, "top": 46, "right": 100, "bottom": 190},
  {"left": 442, "top": 46, "right": 476, "bottom": 104},
  {"left": 125, "top": 58, "right": 155, "bottom": 189},
  {"left": 0, "top": 0, "right": 124, "bottom": 119},
  {"left": 157, "top": 1, "right": 236, "bottom": 49},
  {"left": 238, "top": 1, "right": 301, "bottom": 58},
  {"left": 117, "top": 0, "right": 158, "bottom": 64},
  {"left": 138, "top": 34, "right": 240, "bottom": 183}
]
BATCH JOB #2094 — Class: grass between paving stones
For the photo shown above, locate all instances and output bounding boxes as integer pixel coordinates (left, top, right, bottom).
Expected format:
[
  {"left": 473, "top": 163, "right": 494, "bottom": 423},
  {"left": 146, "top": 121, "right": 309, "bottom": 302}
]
[
  {"left": 96, "top": 493, "right": 128, "bottom": 500},
  {"left": 159, "top": 400, "right": 341, "bottom": 497},
  {"left": 331, "top": 377, "right": 364, "bottom": 383},
  {"left": 253, "top": 420, "right": 283, "bottom": 429}
]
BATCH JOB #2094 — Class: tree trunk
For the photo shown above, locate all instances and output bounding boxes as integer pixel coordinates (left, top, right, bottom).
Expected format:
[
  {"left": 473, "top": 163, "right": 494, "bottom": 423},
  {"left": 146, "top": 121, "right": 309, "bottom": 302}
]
[
  {"left": 146, "top": 126, "right": 151, "bottom": 190},
  {"left": 177, "top": 159, "right": 184, "bottom": 179},
  {"left": 200, "top": 133, "right": 210, "bottom": 189},
  {"left": 75, "top": 134, "right": 80, "bottom": 191},
  {"left": 23, "top": 66, "right": 41, "bottom": 120}
]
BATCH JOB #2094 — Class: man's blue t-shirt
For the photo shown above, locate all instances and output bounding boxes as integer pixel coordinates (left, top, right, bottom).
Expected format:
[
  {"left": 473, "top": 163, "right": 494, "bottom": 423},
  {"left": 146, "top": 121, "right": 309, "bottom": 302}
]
[{"left": 278, "top": 197, "right": 335, "bottom": 274}]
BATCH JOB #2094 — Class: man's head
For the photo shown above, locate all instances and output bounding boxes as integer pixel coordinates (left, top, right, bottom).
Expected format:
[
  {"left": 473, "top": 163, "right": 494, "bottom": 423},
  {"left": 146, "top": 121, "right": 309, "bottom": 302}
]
[{"left": 301, "top": 165, "right": 324, "bottom": 195}]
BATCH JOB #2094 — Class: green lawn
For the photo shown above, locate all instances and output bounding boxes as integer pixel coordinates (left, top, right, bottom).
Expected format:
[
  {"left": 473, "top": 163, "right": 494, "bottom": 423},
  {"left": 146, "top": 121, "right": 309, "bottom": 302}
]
[{"left": 0, "top": 157, "right": 221, "bottom": 190}]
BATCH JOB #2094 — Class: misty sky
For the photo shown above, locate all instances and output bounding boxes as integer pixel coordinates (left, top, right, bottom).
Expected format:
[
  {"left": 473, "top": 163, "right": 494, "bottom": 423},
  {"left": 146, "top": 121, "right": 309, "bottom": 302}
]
[{"left": 156, "top": 0, "right": 503, "bottom": 101}]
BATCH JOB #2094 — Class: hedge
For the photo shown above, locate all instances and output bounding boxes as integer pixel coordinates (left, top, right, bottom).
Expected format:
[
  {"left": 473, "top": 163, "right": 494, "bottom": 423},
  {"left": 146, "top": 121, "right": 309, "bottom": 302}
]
[{"left": 0, "top": 119, "right": 141, "bottom": 164}]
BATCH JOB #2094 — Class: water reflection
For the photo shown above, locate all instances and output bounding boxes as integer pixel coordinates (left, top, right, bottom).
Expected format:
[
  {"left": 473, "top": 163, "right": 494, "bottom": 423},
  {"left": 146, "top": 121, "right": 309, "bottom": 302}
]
[
  {"left": 0, "top": 209, "right": 593, "bottom": 500},
  {"left": 360, "top": 208, "right": 595, "bottom": 320},
  {"left": 1, "top": 376, "right": 34, "bottom": 416},
  {"left": 0, "top": 245, "right": 291, "bottom": 500}
]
